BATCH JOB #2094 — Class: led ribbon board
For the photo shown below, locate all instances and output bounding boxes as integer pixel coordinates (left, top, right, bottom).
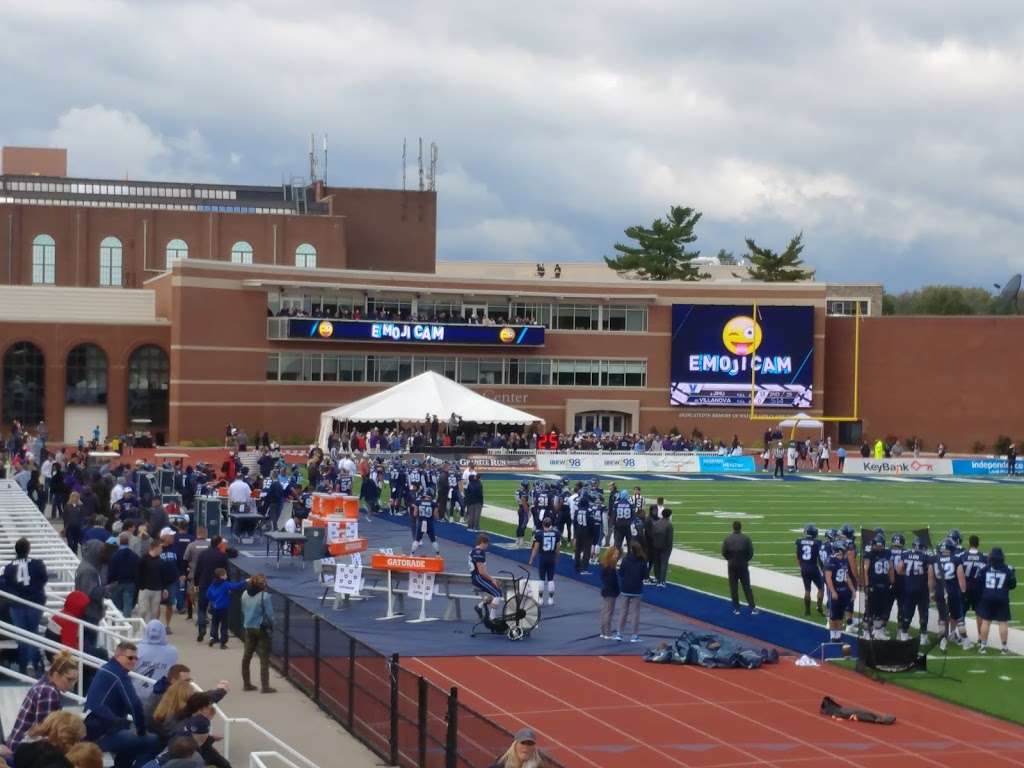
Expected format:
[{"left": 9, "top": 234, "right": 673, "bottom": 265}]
[{"left": 288, "top": 319, "right": 545, "bottom": 346}]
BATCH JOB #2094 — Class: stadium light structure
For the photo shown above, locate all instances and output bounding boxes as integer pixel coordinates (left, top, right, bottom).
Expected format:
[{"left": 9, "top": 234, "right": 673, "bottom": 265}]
[{"left": 747, "top": 300, "right": 862, "bottom": 428}]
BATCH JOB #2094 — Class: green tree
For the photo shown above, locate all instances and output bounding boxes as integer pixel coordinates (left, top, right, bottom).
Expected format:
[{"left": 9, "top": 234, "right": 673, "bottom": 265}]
[
  {"left": 882, "top": 285, "right": 995, "bottom": 315},
  {"left": 604, "top": 206, "right": 708, "bottom": 280},
  {"left": 744, "top": 232, "right": 814, "bottom": 282},
  {"left": 715, "top": 248, "right": 737, "bottom": 265}
]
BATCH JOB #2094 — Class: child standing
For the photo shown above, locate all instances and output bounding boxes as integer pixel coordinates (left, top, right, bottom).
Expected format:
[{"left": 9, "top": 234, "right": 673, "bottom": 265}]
[{"left": 205, "top": 569, "right": 247, "bottom": 649}]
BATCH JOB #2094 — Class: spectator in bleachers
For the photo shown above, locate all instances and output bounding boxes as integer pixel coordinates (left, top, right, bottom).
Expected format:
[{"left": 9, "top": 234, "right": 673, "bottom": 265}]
[
  {"left": 175, "top": 691, "right": 230, "bottom": 768},
  {"left": 12, "top": 710, "right": 86, "bottom": 768},
  {"left": 491, "top": 727, "right": 552, "bottom": 768},
  {"left": 133, "top": 620, "right": 180, "bottom": 701},
  {"left": 143, "top": 664, "right": 192, "bottom": 726},
  {"left": 65, "top": 742, "right": 103, "bottom": 768},
  {"left": 81, "top": 516, "right": 109, "bottom": 545},
  {"left": 83, "top": 641, "right": 160, "bottom": 768},
  {"left": 150, "top": 680, "right": 195, "bottom": 742},
  {"left": 73, "top": 540, "right": 108, "bottom": 650},
  {"left": 6, "top": 651, "right": 79, "bottom": 750},
  {"left": 136, "top": 541, "right": 167, "bottom": 623},
  {"left": 3, "top": 538, "right": 49, "bottom": 675},
  {"left": 139, "top": 735, "right": 203, "bottom": 768},
  {"left": 62, "top": 491, "right": 83, "bottom": 555},
  {"left": 108, "top": 533, "right": 140, "bottom": 618}
]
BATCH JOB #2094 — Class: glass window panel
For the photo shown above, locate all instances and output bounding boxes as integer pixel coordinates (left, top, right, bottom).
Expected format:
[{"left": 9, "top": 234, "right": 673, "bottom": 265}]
[
  {"left": 2, "top": 342, "right": 45, "bottom": 425},
  {"left": 479, "top": 359, "right": 503, "bottom": 384},
  {"left": 279, "top": 354, "right": 301, "bottom": 381},
  {"left": 266, "top": 354, "right": 279, "bottom": 381},
  {"left": 302, "top": 355, "right": 322, "bottom": 382},
  {"left": 127, "top": 345, "right": 169, "bottom": 425},
  {"left": 458, "top": 359, "right": 479, "bottom": 385}
]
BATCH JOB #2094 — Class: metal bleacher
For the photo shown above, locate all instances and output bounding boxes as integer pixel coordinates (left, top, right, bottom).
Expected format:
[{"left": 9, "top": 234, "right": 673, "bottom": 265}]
[{"left": 0, "top": 479, "right": 320, "bottom": 768}]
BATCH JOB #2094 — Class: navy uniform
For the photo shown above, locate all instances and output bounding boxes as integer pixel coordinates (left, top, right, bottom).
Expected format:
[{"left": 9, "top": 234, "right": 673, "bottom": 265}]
[
  {"left": 388, "top": 464, "right": 406, "bottom": 513},
  {"left": 795, "top": 525, "right": 824, "bottom": 615},
  {"left": 962, "top": 546, "right": 988, "bottom": 616},
  {"left": 933, "top": 538, "right": 967, "bottom": 647},
  {"left": 824, "top": 542, "right": 853, "bottom": 641},
  {"left": 531, "top": 486, "right": 549, "bottom": 532},
  {"left": 529, "top": 520, "right": 560, "bottom": 605},
  {"left": 586, "top": 491, "right": 604, "bottom": 566},
  {"left": 977, "top": 547, "right": 1017, "bottom": 654},
  {"left": 864, "top": 535, "right": 894, "bottom": 637},
  {"left": 514, "top": 482, "right": 531, "bottom": 547},
  {"left": 611, "top": 493, "right": 634, "bottom": 550},
  {"left": 469, "top": 543, "right": 502, "bottom": 621},
  {"left": 410, "top": 487, "right": 439, "bottom": 555},
  {"left": 446, "top": 469, "right": 463, "bottom": 520},
  {"left": 336, "top": 473, "right": 353, "bottom": 495},
  {"left": 571, "top": 491, "right": 591, "bottom": 573},
  {"left": 889, "top": 534, "right": 907, "bottom": 625},
  {"left": 898, "top": 538, "right": 933, "bottom": 640}
]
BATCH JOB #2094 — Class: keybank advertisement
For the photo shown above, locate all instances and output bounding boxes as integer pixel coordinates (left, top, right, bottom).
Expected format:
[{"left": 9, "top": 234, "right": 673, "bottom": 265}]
[
  {"left": 670, "top": 304, "right": 814, "bottom": 408},
  {"left": 843, "top": 458, "right": 953, "bottom": 476}
]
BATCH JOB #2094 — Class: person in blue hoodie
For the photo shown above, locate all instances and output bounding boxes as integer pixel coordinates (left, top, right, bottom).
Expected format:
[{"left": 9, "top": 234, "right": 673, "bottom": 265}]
[
  {"left": 617, "top": 540, "right": 649, "bottom": 643},
  {"left": 83, "top": 641, "right": 160, "bottom": 768},
  {"left": 205, "top": 569, "right": 248, "bottom": 649},
  {"left": 2, "top": 538, "right": 48, "bottom": 674}
]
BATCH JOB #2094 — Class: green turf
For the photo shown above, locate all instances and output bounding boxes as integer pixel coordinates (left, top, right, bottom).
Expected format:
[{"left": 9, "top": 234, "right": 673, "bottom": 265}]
[{"left": 833, "top": 650, "right": 1023, "bottom": 725}]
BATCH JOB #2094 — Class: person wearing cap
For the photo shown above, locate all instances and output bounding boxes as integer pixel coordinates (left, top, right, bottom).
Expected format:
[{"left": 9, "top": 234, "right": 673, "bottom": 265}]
[
  {"left": 159, "top": 529, "right": 181, "bottom": 632},
  {"left": 175, "top": 691, "right": 229, "bottom": 768},
  {"left": 491, "top": 727, "right": 550, "bottom": 768},
  {"left": 108, "top": 532, "right": 141, "bottom": 617}
]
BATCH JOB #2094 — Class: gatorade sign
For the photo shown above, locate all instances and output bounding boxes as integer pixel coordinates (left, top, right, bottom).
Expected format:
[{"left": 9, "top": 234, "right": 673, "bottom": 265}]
[{"left": 370, "top": 553, "right": 445, "bottom": 572}]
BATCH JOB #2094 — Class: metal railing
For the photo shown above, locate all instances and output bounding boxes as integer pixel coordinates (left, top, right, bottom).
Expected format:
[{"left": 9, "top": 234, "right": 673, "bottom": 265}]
[{"left": 228, "top": 566, "right": 565, "bottom": 768}]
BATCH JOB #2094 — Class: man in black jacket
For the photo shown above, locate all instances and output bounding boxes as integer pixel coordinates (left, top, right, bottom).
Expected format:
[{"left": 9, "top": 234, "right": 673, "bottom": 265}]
[
  {"left": 193, "top": 536, "right": 237, "bottom": 642},
  {"left": 721, "top": 521, "right": 758, "bottom": 615}
]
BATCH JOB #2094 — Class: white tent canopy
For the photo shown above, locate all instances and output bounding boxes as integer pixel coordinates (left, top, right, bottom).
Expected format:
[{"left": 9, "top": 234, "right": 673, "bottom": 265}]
[
  {"left": 316, "top": 371, "right": 543, "bottom": 448},
  {"left": 778, "top": 412, "right": 824, "bottom": 429}
]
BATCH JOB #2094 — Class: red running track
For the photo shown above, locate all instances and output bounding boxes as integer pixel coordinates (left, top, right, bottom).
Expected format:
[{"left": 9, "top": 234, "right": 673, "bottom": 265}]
[{"left": 404, "top": 655, "right": 1024, "bottom": 768}]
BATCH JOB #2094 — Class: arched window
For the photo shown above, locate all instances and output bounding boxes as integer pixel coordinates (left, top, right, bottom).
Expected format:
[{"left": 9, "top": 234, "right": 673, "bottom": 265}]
[
  {"left": 32, "top": 234, "right": 56, "bottom": 284},
  {"left": 127, "top": 345, "right": 169, "bottom": 426},
  {"left": 99, "top": 236, "right": 123, "bottom": 287},
  {"left": 2, "top": 342, "right": 45, "bottom": 426},
  {"left": 66, "top": 344, "right": 108, "bottom": 405},
  {"left": 165, "top": 238, "right": 188, "bottom": 269},
  {"left": 295, "top": 243, "right": 317, "bottom": 269},
  {"left": 230, "top": 241, "right": 253, "bottom": 265}
]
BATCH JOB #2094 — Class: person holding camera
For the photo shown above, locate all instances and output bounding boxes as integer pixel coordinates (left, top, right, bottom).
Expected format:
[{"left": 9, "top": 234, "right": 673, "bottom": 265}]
[{"left": 240, "top": 573, "right": 276, "bottom": 693}]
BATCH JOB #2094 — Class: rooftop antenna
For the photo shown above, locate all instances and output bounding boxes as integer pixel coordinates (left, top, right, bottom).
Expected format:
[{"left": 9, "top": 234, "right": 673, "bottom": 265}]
[
  {"left": 402, "top": 138, "right": 407, "bottom": 191},
  {"left": 418, "top": 137, "right": 424, "bottom": 192},
  {"left": 309, "top": 133, "right": 319, "bottom": 183},
  {"left": 993, "top": 273, "right": 1022, "bottom": 314},
  {"left": 428, "top": 142, "right": 438, "bottom": 191},
  {"left": 323, "top": 133, "right": 328, "bottom": 186}
]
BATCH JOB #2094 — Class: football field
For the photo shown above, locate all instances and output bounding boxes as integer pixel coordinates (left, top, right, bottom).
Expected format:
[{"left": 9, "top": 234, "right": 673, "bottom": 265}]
[{"left": 477, "top": 473, "right": 1024, "bottom": 627}]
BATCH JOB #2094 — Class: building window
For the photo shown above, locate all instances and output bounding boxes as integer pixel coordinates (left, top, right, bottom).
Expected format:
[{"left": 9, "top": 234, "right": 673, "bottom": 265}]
[
  {"left": 165, "top": 238, "right": 189, "bottom": 269},
  {"left": 31, "top": 234, "right": 56, "bottom": 284},
  {"left": 574, "top": 410, "right": 631, "bottom": 434},
  {"left": 603, "top": 305, "right": 648, "bottom": 332},
  {"left": 230, "top": 241, "right": 253, "bottom": 264},
  {"left": 99, "top": 236, "right": 123, "bottom": 287},
  {"left": 127, "top": 345, "right": 169, "bottom": 426},
  {"left": 66, "top": 344, "right": 108, "bottom": 405},
  {"left": 2, "top": 342, "right": 45, "bottom": 426},
  {"left": 295, "top": 243, "right": 317, "bottom": 269},
  {"left": 826, "top": 299, "right": 869, "bottom": 316}
]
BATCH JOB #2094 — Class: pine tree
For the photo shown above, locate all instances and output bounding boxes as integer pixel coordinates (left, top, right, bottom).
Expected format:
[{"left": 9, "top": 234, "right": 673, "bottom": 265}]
[
  {"left": 744, "top": 232, "right": 814, "bottom": 282},
  {"left": 604, "top": 206, "right": 708, "bottom": 281}
]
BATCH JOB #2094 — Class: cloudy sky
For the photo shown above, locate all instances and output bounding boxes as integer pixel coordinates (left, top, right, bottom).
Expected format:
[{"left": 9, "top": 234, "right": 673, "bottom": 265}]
[{"left": 2, "top": 0, "right": 1023, "bottom": 290}]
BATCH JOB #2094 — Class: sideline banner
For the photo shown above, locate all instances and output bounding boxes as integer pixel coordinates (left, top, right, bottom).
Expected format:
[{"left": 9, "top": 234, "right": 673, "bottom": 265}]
[
  {"left": 952, "top": 458, "right": 1015, "bottom": 476},
  {"left": 843, "top": 458, "right": 953, "bottom": 476},
  {"left": 535, "top": 453, "right": 743, "bottom": 474}
]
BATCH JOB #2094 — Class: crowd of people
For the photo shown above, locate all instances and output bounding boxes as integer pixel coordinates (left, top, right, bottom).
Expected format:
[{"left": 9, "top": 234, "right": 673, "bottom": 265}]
[{"left": 271, "top": 303, "right": 541, "bottom": 327}]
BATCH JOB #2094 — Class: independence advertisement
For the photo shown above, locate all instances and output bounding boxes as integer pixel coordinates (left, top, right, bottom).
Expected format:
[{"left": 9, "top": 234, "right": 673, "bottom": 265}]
[{"left": 670, "top": 304, "right": 814, "bottom": 408}]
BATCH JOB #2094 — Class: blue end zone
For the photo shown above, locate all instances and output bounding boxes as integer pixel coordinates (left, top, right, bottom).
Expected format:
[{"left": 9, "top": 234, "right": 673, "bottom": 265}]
[{"left": 420, "top": 516, "right": 859, "bottom": 655}]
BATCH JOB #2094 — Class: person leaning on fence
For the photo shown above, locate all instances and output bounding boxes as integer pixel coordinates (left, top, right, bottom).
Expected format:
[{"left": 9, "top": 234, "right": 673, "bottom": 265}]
[
  {"left": 240, "top": 573, "right": 277, "bottom": 693},
  {"left": 5, "top": 651, "right": 79, "bottom": 751},
  {"left": 490, "top": 727, "right": 552, "bottom": 768}
]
